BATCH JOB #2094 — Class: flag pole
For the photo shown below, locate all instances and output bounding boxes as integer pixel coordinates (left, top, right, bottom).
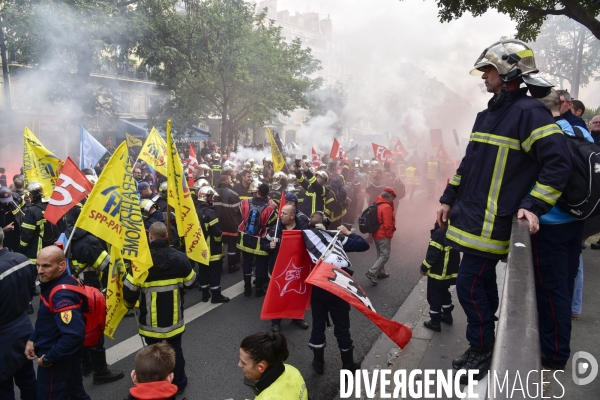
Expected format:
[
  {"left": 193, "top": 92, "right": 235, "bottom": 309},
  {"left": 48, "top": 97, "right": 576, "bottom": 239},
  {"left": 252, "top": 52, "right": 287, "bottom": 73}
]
[
  {"left": 63, "top": 226, "right": 78, "bottom": 255},
  {"left": 318, "top": 229, "right": 342, "bottom": 262},
  {"left": 12, "top": 200, "right": 25, "bottom": 216},
  {"left": 166, "top": 203, "right": 171, "bottom": 246}
]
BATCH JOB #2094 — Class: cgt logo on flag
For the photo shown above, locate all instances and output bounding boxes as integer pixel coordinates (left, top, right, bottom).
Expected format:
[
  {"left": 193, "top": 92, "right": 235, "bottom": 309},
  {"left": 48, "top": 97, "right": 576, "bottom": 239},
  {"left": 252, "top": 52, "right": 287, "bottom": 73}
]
[{"left": 274, "top": 260, "right": 308, "bottom": 296}]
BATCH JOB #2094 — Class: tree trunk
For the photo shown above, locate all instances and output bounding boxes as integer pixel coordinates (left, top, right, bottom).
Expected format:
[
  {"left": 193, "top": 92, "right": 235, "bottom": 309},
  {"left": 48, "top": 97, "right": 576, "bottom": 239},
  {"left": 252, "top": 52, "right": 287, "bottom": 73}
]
[
  {"left": 220, "top": 101, "right": 228, "bottom": 151},
  {"left": 571, "top": 25, "right": 586, "bottom": 99}
]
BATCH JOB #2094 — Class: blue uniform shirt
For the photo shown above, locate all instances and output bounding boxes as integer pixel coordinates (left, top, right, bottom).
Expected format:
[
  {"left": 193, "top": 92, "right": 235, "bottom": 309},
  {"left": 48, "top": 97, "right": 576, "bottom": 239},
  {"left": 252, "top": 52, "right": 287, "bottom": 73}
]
[{"left": 30, "top": 271, "right": 86, "bottom": 364}]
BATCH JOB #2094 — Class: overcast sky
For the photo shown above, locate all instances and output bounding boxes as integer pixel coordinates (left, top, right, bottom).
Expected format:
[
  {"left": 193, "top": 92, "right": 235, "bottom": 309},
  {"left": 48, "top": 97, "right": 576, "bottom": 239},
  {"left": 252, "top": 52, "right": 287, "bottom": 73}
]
[{"left": 278, "top": 0, "right": 518, "bottom": 107}]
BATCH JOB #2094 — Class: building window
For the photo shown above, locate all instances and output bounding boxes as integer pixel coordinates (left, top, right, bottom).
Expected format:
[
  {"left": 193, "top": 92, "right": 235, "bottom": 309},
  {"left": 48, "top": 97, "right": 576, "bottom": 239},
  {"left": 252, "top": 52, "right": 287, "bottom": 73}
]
[
  {"left": 118, "top": 92, "right": 130, "bottom": 113},
  {"left": 146, "top": 95, "right": 160, "bottom": 111}
]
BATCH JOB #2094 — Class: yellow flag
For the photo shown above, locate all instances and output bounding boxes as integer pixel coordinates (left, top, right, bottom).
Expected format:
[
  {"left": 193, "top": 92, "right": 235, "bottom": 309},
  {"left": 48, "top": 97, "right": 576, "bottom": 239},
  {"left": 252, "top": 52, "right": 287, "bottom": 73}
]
[
  {"left": 165, "top": 120, "right": 210, "bottom": 265},
  {"left": 75, "top": 142, "right": 152, "bottom": 280},
  {"left": 104, "top": 245, "right": 129, "bottom": 338},
  {"left": 137, "top": 128, "right": 168, "bottom": 177},
  {"left": 23, "top": 128, "right": 64, "bottom": 200},
  {"left": 267, "top": 128, "right": 285, "bottom": 172},
  {"left": 126, "top": 133, "right": 143, "bottom": 148}
]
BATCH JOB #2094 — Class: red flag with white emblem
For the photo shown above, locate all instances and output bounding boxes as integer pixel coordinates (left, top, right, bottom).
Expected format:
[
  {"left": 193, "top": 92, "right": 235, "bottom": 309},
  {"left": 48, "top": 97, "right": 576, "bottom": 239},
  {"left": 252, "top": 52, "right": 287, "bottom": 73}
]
[
  {"left": 329, "top": 138, "right": 347, "bottom": 161},
  {"left": 186, "top": 144, "right": 198, "bottom": 187},
  {"left": 436, "top": 144, "right": 449, "bottom": 162},
  {"left": 45, "top": 157, "right": 94, "bottom": 225},
  {"left": 372, "top": 143, "right": 393, "bottom": 162},
  {"left": 306, "top": 260, "right": 413, "bottom": 349},
  {"left": 260, "top": 230, "right": 314, "bottom": 320},
  {"left": 312, "top": 147, "right": 321, "bottom": 166},
  {"left": 393, "top": 140, "right": 408, "bottom": 156}
]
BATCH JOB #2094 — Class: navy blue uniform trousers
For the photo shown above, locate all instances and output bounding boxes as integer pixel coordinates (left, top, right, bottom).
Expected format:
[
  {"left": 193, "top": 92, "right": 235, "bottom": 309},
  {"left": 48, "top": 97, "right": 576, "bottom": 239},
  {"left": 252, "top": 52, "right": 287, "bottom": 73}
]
[
  {"left": 36, "top": 350, "right": 90, "bottom": 400},
  {"left": 531, "top": 220, "right": 583, "bottom": 367},
  {"left": 309, "top": 287, "right": 352, "bottom": 350},
  {"left": 456, "top": 253, "right": 499, "bottom": 348}
]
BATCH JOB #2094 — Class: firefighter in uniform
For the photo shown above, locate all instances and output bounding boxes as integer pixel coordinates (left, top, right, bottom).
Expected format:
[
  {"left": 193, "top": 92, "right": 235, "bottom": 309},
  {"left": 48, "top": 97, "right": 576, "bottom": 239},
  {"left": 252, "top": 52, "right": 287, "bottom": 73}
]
[
  {"left": 325, "top": 176, "right": 347, "bottom": 230},
  {"left": 195, "top": 186, "right": 230, "bottom": 304},
  {"left": 210, "top": 152, "right": 222, "bottom": 186},
  {"left": 123, "top": 222, "right": 196, "bottom": 394},
  {"left": 437, "top": 39, "right": 571, "bottom": 382},
  {"left": 268, "top": 172, "right": 287, "bottom": 206},
  {"left": 295, "top": 166, "right": 331, "bottom": 216},
  {"left": 405, "top": 164, "right": 419, "bottom": 201},
  {"left": 0, "top": 228, "right": 36, "bottom": 400},
  {"left": 152, "top": 181, "right": 169, "bottom": 212},
  {"left": 63, "top": 208, "right": 124, "bottom": 385},
  {"left": 237, "top": 182, "right": 278, "bottom": 297},
  {"left": 306, "top": 214, "right": 369, "bottom": 375},
  {"left": 420, "top": 223, "right": 460, "bottom": 332},
  {"left": 0, "top": 186, "right": 26, "bottom": 251},
  {"left": 19, "top": 182, "right": 61, "bottom": 263},
  {"left": 214, "top": 173, "right": 242, "bottom": 273},
  {"left": 426, "top": 156, "right": 439, "bottom": 199},
  {"left": 25, "top": 247, "right": 90, "bottom": 400}
]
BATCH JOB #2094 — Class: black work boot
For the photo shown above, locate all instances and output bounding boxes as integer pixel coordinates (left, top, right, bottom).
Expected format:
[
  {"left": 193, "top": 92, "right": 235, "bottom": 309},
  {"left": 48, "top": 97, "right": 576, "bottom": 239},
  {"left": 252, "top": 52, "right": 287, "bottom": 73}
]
[
  {"left": 340, "top": 346, "right": 361, "bottom": 372},
  {"left": 243, "top": 275, "right": 252, "bottom": 297},
  {"left": 423, "top": 317, "right": 441, "bottom": 332},
  {"left": 81, "top": 349, "right": 93, "bottom": 377},
  {"left": 90, "top": 351, "right": 125, "bottom": 385},
  {"left": 440, "top": 304, "right": 454, "bottom": 325},
  {"left": 458, "top": 345, "right": 493, "bottom": 384},
  {"left": 201, "top": 288, "right": 211, "bottom": 302},
  {"left": 211, "top": 292, "right": 230, "bottom": 304},
  {"left": 311, "top": 347, "right": 325, "bottom": 374},
  {"left": 452, "top": 346, "right": 471, "bottom": 369},
  {"left": 254, "top": 276, "right": 266, "bottom": 297}
]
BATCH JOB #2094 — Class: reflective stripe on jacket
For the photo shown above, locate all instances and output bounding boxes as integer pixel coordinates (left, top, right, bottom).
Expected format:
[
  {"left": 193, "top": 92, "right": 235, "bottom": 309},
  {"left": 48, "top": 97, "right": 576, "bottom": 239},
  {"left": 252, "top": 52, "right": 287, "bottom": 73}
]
[{"left": 440, "top": 88, "right": 572, "bottom": 258}]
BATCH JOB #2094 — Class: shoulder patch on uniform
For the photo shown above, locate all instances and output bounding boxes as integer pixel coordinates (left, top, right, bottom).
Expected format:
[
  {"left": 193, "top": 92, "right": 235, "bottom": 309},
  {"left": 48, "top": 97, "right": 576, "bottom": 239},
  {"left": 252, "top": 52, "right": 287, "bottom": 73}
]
[{"left": 60, "top": 310, "right": 72, "bottom": 324}]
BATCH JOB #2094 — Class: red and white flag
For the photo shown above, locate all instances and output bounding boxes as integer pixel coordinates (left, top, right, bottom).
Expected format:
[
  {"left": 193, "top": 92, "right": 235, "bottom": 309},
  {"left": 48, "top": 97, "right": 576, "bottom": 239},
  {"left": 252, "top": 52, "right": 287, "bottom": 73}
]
[
  {"left": 393, "top": 140, "right": 408, "bottom": 156},
  {"left": 372, "top": 143, "right": 393, "bottom": 162},
  {"left": 45, "top": 157, "right": 94, "bottom": 225},
  {"left": 306, "top": 260, "right": 413, "bottom": 349},
  {"left": 329, "top": 138, "right": 347, "bottom": 161},
  {"left": 436, "top": 144, "right": 449, "bottom": 162},
  {"left": 186, "top": 144, "right": 198, "bottom": 187},
  {"left": 260, "top": 230, "right": 314, "bottom": 320},
  {"left": 312, "top": 147, "right": 321, "bottom": 166}
]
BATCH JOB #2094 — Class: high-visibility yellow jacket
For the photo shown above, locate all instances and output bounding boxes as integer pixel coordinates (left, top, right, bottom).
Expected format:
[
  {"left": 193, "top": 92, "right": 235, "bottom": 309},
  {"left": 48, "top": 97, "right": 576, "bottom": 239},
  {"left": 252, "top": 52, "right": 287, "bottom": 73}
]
[
  {"left": 426, "top": 161, "right": 439, "bottom": 180},
  {"left": 405, "top": 167, "right": 419, "bottom": 186}
]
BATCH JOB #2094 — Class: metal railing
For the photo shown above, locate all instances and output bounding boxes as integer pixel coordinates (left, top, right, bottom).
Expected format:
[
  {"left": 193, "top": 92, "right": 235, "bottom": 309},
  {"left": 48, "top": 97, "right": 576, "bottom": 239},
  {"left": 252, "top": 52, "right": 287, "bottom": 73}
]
[{"left": 488, "top": 216, "right": 541, "bottom": 399}]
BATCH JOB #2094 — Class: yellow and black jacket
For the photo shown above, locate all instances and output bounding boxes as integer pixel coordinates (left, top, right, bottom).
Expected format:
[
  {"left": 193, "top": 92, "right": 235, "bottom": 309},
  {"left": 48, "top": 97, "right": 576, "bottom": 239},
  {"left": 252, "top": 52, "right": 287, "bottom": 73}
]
[
  {"left": 420, "top": 225, "right": 459, "bottom": 282},
  {"left": 123, "top": 238, "right": 196, "bottom": 339},
  {"left": 64, "top": 225, "right": 109, "bottom": 276},
  {"left": 296, "top": 169, "right": 331, "bottom": 216},
  {"left": 440, "top": 88, "right": 572, "bottom": 259},
  {"left": 19, "top": 201, "right": 60, "bottom": 262},
  {"left": 196, "top": 202, "right": 224, "bottom": 262}
]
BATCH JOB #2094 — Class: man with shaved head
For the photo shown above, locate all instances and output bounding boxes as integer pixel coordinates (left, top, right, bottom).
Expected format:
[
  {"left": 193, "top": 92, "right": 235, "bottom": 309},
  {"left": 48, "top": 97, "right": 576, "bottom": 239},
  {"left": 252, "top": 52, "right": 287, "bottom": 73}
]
[
  {"left": 25, "top": 246, "right": 90, "bottom": 399},
  {"left": 261, "top": 204, "right": 309, "bottom": 333}
]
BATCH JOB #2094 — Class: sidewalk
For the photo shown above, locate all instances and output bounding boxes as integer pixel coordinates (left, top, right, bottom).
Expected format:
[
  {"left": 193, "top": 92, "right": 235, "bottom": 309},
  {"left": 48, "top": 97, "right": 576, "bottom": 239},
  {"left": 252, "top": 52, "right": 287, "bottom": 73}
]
[{"left": 358, "top": 239, "right": 600, "bottom": 400}]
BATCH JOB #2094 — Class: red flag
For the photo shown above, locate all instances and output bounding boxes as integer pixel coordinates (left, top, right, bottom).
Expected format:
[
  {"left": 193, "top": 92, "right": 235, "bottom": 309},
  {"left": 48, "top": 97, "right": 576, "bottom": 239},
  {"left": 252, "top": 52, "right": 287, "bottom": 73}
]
[
  {"left": 372, "top": 143, "right": 393, "bottom": 162},
  {"left": 278, "top": 190, "right": 286, "bottom": 214},
  {"left": 436, "top": 144, "right": 449, "bottom": 162},
  {"left": 393, "top": 140, "right": 408, "bottom": 156},
  {"left": 261, "top": 230, "right": 314, "bottom": 320},
  {"left": 306, "top": 260, "right": 412, "bottom": 349},
  {"left": 187, "top": 144, "right": 198, "bottom": 187},
  {"left": 45, "top": 157, "right": 94, "bottom": 225},
  {"left": 329, "top": 138, "right": 347, "bottom": 161},
  {"left": 311, "top": 147, "right": 321, "bottom": 166}
]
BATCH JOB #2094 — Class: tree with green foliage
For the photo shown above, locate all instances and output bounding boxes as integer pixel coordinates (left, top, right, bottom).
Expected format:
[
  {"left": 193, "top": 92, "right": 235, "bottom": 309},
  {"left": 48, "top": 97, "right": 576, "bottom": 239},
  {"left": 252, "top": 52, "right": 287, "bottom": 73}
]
[
  {"left": 533, "top": 16, "right": 600, "bottom": 98},
  {"left": 138, "top": 0, "right": 321, "bottom": 147},
  {"left": 420, "top": 1, "right": 600, "bottom": 41},
  {"left": 0, "top": 0, "right": 141, "bottom": 117}
]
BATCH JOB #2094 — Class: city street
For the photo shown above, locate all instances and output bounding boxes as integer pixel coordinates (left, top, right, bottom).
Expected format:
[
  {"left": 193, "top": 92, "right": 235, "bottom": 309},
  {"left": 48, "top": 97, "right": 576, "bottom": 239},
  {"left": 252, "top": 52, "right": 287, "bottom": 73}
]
[{"left": 27, "top": 189, "right": 439, "bottom": 400}]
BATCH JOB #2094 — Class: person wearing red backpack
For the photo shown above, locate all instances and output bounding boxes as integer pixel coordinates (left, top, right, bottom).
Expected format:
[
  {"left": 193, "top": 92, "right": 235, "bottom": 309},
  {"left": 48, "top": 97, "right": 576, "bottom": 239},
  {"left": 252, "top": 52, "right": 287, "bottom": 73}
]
[{"left": 25, "top": 246, "right": 90, "bottom": 400}]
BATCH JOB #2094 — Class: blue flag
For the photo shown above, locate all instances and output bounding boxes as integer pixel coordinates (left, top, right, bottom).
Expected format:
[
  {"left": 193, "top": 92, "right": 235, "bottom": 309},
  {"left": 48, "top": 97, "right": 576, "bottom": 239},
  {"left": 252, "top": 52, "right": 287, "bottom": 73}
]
[{"left": 80, "top": 126, "right": 108, "bottom": 170}]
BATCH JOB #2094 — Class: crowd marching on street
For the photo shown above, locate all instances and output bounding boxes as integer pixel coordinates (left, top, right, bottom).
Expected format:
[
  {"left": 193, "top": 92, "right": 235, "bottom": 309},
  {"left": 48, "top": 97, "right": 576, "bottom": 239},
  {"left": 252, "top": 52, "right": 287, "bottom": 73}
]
[{"left": 1, "top": 38, "right": 599, "bottom": 400}]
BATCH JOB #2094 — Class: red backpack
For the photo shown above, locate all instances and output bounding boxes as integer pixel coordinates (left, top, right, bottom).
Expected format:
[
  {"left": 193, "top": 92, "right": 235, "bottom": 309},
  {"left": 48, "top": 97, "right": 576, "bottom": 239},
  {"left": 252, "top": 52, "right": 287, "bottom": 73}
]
[{"left": 40, "top": 283, "right": 106, "bottom": 347}]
